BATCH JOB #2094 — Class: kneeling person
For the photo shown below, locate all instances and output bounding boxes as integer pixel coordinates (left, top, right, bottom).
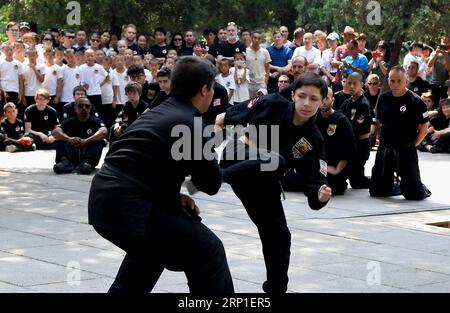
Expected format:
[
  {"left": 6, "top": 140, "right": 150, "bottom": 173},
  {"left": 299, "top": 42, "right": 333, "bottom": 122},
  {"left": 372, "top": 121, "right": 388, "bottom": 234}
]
[{"left": 52, "top": 97, "right": 107, "bottom": 174}]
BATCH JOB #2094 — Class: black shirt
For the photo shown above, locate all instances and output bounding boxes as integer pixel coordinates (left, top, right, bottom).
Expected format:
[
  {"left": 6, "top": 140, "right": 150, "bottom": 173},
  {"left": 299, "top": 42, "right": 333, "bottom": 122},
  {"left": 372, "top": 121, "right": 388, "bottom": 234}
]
[
  {"left": 377, "top": 90, "right": 429, "bottom": 148},
  {"left": 208, "top": 43, "right": 222, "bottom": 58},
  {"left": 363, "top": 90, "right": 380, "bottom": 126},
  {"left": 63, "top": 102, "right": 99, "bottom": 120},
  {"left": 0, "top": 118, "right": 25, "bottom": 140},
  {"left": 333, "top": 91, "right": 352, "bottom": 111},
  {"left": 24, "top": 104, "right": 59, "bottom": 135},
  {"left": 224, "top": 93, "right": 328, "bottom": 210},
  {"left": 341, "top": 95, "right": 372, "bottom": 137},
  {"left": 430, "top": 114, "right": 450, "bottom": 131},
  {"left": 88, "top": 96, "right": 222, "bottom": 236},
  {"left": 203, "top": 84, "right": 229, "bottom": 126},
  {"left": 316, "top": 111, "right": 356, "bottom": 167},
  {"left": 178, "top": 46, "right": 194, "bottom": 56},
  {"left": 116, "top": 100, "right": 149, "bottom": 128},
  {"left": 217, "top": 41, "right": 246, "bottom": 58},
  {"left": 127, "top": 43, "right": 139, "bottom": 54},
  {"left": 60, "top": 116, "right": 105, "bottom": 139},
  {"left": 148, "top": 91, "right": 169, "bottom": 111},
  {"left": 148, "top": 45, "right": 169, "bottom": 58},
  {"left": 407, "top": 77, "right": 430, "bottom": 97}
]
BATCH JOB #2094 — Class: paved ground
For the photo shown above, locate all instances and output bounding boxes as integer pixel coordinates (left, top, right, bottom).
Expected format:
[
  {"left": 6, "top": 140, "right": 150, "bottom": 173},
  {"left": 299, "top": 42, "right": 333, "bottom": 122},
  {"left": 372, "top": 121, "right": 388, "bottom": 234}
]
[{"left": 0, "top": 148, "right": 449, "bottom": 293}]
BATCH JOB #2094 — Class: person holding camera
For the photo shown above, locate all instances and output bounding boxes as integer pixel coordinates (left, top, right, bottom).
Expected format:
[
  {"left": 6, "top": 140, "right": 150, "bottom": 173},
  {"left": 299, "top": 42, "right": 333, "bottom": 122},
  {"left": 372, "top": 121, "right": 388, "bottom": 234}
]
[
  {"left": 88, "top": 56, "right": 234, "bottom": 293},
  {"left": 368, "top": 40, "right": 391, "bottom": 93},
  {"left": 428, "top": 36, "right": 450, "bottom": 108}
]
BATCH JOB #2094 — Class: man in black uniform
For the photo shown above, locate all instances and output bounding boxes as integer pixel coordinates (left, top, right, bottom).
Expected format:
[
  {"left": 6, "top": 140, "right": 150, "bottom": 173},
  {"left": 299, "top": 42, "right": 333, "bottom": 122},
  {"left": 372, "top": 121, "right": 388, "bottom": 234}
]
[
  {"left": 147, "top": 67, "right": 171, "bottom": 111},
  {"left": 406, "top": 59, "right": 430, "bottom": 97},
  {"left": 370, "top": 66, "right": 431, "bottom": 200},
  {"left": 52, "top": 97, "right": 107, "bottom": 174},
  {"left": 0, "top": 102, "right": 35, "bottom": 152},
  {"left": 316, "top": 87, "right": 356, "bottom": 195},
  {"left": 110, "top": 82, "right": 148, "bottom": 143},
  {"left": 340, "top": 72, "right": 372, "bottom": 188},
  {"left": 88, "top": 56, "right": 234, "bottom": 293},
  {"left": 24, "top": 89, "right": 59, "bottom": 150},
  {"left": 127, "top": 65, "right": 155, "bottom": 104},
  {"left": 215, "top": 73, "right": 332, "bottom": 293},
  {"left": 333, "top": 75, "right": 352, "bottom": 111},
  {"left": 63, "top": 86, "right": 99, "bottom": 120}
]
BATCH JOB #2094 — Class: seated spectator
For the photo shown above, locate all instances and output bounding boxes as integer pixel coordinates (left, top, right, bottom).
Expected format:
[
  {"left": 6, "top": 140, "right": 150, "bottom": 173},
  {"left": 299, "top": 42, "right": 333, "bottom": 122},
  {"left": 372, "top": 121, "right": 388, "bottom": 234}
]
[
  {"left": 420, "top": 92, "right": 438, "bottom": 119},
  {"left": 63, "top": 86, "right": 99, "bottom": 120},
  {"left": 24, "top": 89, "right": 58, "bottom": 149},
  {"left": 147, "top": 67, "right": 171, "bottom": 110},
  {"left": 418, "top": 98, "right": 450, "bottom": 153},
  {"left": 0, "top": 102, "right": 36, "bottom": 152},
  {"left": 277, "top": 74, "right": 290, "bottom": 93},
  {"left": 111, "top": 82, "right": 148, "bottom": 142},
  {"left": 52, "top": 97, "right": 107, "bottom": 174}
]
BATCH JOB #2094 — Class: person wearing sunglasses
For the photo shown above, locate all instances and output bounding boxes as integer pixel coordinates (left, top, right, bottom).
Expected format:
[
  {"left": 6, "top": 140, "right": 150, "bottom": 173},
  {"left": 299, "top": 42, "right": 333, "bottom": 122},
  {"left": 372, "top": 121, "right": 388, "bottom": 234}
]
[
  {"left": 89, "top": 33, "right": 101, "bottom": 51},
  {"left": 61, "top": 29, "right": 76, "bottom": 50},
  {"left": 52, "top": 96, "right": 107, "bottom": 174},
  {"left": 364, "top": 74, "right": 381, "bottom": 148}
]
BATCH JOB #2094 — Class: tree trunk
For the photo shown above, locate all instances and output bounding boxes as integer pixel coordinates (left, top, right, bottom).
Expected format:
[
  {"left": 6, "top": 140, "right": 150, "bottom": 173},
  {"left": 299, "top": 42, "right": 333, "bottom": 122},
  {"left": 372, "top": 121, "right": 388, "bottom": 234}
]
[{"left": 390, "top": 36, "right": 405, "bottom": 66}]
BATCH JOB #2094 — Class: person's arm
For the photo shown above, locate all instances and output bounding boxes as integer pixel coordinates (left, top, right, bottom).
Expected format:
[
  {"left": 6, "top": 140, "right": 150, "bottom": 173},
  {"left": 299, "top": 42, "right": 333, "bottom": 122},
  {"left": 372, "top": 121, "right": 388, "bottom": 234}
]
[
  {"left": 327, "top": 160, "right": 348, "bottom": 175},
  {"left": 52, "top": 126, "right": 71, "bottom": 141},
  {"left": 25, "top": 121, "right": 46, "bottom": 139},
  {"left": 112, "top": 85, "right": 119, "bottom": 109},
  {"left": 55, "top": 77, "right": 63, "bottom": 104},
  {"left": 427, "top": 51, "right": 439, "bottom": 67},
  {"left": 33, "top": 66, "right": 45, "bottom": 83},
  {"left": 78, "top": 126, "right": 108, "bottom": 147},
  {"left": 416, "top": 122, "right": 429, "bottom": 146},
  {"left": 19, "top": 74, "right": 25, "bottom": 104},
  {"left": 431, "top": 125, "right": 450, "bottom": 140},
  {"left": 241, "top": 65, "right": 247, "bottom": 84}
]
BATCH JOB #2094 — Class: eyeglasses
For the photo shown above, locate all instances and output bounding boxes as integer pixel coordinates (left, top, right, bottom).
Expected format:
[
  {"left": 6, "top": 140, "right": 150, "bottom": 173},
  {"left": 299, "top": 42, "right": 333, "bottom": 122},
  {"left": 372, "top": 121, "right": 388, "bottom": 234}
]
[
  {"left": 77, "top": 104, "right": 91, "bottom": 109},
  {"left": 367, "top": 82, "right": 379, "bottom": 86},
  {"left": 91, "top": 39, "right": 100, "bottom": 42},
  {"left": 66, "top": 35, "right": 75, "bottom": 39},
  {"left": 9, "top": 29, "right": 19, "bottom": 32}
]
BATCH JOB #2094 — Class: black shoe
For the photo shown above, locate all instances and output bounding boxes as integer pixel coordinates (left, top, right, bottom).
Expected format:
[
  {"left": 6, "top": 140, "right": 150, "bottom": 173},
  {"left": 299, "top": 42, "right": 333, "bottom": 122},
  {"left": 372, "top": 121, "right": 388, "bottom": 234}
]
[
  {"left": 430, "top": 146, "right": 443, "bottom": 153},
  {"left": 53, "top": 159, "right": 74, "bottom": 174},
  {"left": 416, "top": 144, "right": 427, "bottom": 152},
  {"left": 262, "top": 280, "right": 287, "bottom": 294},
  {"left": 76, "top": 162, "right": 93, "bottom": 175}
]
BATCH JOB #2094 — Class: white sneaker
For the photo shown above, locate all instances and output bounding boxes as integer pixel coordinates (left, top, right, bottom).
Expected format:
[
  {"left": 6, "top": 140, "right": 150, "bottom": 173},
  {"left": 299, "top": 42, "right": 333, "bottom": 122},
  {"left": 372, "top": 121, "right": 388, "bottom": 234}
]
[
  {"left": 5, "top": 145, "right": 17, "bottom": 153},
  {"left": 31, "top": 143, "right": 36, "bottom": 151}
]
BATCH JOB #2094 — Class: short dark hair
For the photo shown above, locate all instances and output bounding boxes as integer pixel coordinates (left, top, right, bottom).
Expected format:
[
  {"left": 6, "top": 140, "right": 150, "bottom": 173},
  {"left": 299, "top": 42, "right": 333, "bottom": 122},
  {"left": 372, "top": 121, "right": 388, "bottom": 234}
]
[
  {"left": 240, "top": 28, "right": 251, "bottom": 36},
  {"left": 156, "top": 67, "right": 171, "bottom": 78},
  {"left": 203, "top": 28, "right": 216, "bottom": 36},
  {"left": 75, "top": 96, "right": 90, "bottom": 106},
  {"left": 389, "top": 65, "right": 406, "bottom": 75},
  {"left": 347, "top": 72, "right": 364, "bottom": 82},
  {"left": 348, "top": 39, "right": 358, "bottom": 48},
  {"left": 291, "top": 73, "right": 328, "bottom": 99},
  {"left": 126, "top": 64, "right": 145, "bottom": 77},
  {"left": 171, "top": 56, "right": 217, "bottom": 100},
  {"left": 154, "top": 26, "right": 167, "bottom": 36},
  {"left": 73, "top": 85, "right": 87, "bottom": 96}
]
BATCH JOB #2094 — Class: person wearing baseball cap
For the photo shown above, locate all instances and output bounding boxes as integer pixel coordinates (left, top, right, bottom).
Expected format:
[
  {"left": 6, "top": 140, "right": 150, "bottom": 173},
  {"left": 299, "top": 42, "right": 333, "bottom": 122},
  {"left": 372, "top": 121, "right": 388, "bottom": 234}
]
[
  {"left": 326, "top": 32, "right": 340, "bottom": 41},
  {"left": 19, "top": 22, "right": 30, "bottom": 37}
]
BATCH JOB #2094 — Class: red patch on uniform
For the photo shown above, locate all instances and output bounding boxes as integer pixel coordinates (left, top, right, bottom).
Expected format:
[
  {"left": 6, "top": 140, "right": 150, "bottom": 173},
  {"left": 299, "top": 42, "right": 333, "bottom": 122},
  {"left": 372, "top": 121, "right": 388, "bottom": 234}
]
[{"left": 247, "top": 98, "right": 259, "bottom": 109}]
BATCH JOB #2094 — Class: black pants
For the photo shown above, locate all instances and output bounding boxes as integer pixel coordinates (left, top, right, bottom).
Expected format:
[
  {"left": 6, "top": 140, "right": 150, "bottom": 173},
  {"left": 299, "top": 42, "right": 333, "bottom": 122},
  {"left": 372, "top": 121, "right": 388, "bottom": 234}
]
[
  {"left": 220, "top": 140, "right": 290, "bottom": 293},
  {"left": 100, "top": 103, "right": 123, "bottom": 133},
  {"left": 87, "top": 95, "right": 103, "bottom": 120},
  {"left": 370, "top": 144, "right": 431, "bottom": 200},
  {"left": 327, "top": 171, "right": 348, "bottom": 195},
  {"left": 48, "top": 97, "right": 64, "bottom": 122},
  {"left": 93, "top": 209, "right": 234, "bottom": 294},
  {"left": 28, "top": 134, "right": 56, "bottom": 150},
  {"left": 55, "top": 141, "right": 104, "bottom": 167},
  {"left": 348, "top": 138, "right": 371, "bottom": 188},
  {"left": 430, "top": 84, "right": 448, "bottom": 109}
]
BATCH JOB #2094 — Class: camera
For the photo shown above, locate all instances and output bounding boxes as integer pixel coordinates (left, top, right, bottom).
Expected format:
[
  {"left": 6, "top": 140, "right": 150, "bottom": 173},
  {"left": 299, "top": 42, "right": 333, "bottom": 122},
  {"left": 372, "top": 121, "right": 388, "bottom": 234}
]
[{"left": 438, "top": 45, "right": 449, "bottom": 51}]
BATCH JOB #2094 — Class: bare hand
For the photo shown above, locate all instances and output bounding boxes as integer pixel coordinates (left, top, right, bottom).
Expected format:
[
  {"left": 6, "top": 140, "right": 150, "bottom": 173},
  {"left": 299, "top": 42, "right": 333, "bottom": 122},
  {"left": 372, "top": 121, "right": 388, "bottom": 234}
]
[
  {"left": 180, "top": 194, "right": 200, "bottom": 217},
  {"left": 318, "top": 184, "right": 332, "bottom": 203},
  {"left": 215, "top": 113, "right": 226, "bottom": 130}
]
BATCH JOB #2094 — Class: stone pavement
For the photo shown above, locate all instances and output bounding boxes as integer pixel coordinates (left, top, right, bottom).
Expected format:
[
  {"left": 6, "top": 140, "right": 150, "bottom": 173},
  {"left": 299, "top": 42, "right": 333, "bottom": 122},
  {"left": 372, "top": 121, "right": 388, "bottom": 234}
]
[{"left": 0, "top": 149, "right": 449, "bottom": 293}]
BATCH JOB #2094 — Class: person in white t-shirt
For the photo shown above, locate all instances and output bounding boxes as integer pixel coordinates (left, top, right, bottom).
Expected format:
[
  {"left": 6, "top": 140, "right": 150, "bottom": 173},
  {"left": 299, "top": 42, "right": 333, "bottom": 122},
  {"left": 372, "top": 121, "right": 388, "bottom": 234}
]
[
  {"left": 0, "top": 44, "right": 25, "bottom": 118},
  {"left": 54, "top": 47, "right": 65, "bottom": 68},
  {"left": 13, "top": 40, "right": 26, "bottom": 63},
  {"left": 110, "top": 54, "right": 128, "bottom": 106},
  {"left": 230, "top": 52, "right": 250, "bottom": 104},
  {"left": 292, "top": 33, "right": 322, "bottom": 65},
  {"left": 79, "top": 49, "right": 109, "bottom": 117},
  {"left": 246, "top": 31, "right": 271, "bottom": 98},
  {"left": 22, "top": 48, "right": 45, "bottom": 108},
  {"left": 216, "top": 59, "right": 235, "bottom": 105},
  {"left": 100, "top": 56, "right": 119, "bottom": 130},
  {"left": 42, "top": 49, "right": 63, "bottom": 119},
  {"left": 56, "top": 49, "right": 81, "bottom": 110}
]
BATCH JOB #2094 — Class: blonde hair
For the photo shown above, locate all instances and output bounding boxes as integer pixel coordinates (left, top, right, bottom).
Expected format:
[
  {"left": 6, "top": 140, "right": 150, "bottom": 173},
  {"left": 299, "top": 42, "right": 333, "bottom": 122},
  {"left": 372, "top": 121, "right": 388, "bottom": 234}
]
[
  {"left": 3, "top": 102, "right": 16, "bottom": 112},
  {"left": 35, "top": 88, "right": 50, "bottom": 100}
]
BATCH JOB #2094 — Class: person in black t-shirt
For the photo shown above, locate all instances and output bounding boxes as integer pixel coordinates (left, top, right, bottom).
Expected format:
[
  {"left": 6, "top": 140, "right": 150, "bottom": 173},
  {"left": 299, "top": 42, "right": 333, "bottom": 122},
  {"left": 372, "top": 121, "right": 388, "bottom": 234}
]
[
  {"left": 217, "top": 23, "right": 246, "bottom": 59},
  {"left": 63, "top": 86, "right": 99, "bottom": 120},
  {"left": 333, "top": 76, "right": 352, "bottom": 111},
  {"left": 406, "top": 59, "right": 430, "bottom": 97},
  {"left": 341, "top": 73, "right": 372, "bottom": 189},
  {"left": 317, "top": 88, "right": 356, "bottom": 195},
  {"left": 364, "top": 74, "right": 381, "bottom": 147},
  {"left": 0, "top": 102, "right": 35, "bottom": 152},
  {"left": 111, "top": 82, "right": 148, "bottom": 142},
  {"left": 24, "top": 89, "right": 58, "bottom": 150},
  {"left": 52, "top": 97, "right": 107, "bottom": 174},
  {"left": 418, "top": 98, "right": 450, "bottom": 153},
  {"left": 370, "top": 66, "right": 431, "bottom": 200},
  {"left": 147, "top": 67, "right": 171, "bottom": 111},
  {"left": 148, "top": 27, "right": 169, "bottom": 63}
]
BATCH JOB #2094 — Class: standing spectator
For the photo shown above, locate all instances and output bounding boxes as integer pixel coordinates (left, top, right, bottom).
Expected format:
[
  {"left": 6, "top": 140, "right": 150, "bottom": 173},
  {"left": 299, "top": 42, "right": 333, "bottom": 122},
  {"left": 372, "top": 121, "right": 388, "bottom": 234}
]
[
  {"left": 179, "top": 30, "right": 196, "bottom": 56},
  {"left": 314, "top": 30, "right": 328, "bottom": 54},
  {"left": 321, "top": 32, "right": 340, "bottom": 84},
  {"left": 203, "top": 28, "right": 217, "bottom": 53},
  {"left": 368, "top": 40, "right": 391, "bottom": 93},
  {"left": 123, "top": 24, "right": 138, "bottom": 53},
  {"left": 277, "top": 74, "right": 290, "bottom": 93},
  {"left": 110, "top": 54, "right": 128, "bottom": 117},
  {"left": 217, "top": 22, "right": 246, "bottom": 58},
  {"left": 61, "top": 29, "right": 76, "bottom": 50},
  {"left": 149, "top": 27, "right": 169, "bottom": 61},
  {"left": 280, "top": 26, "right": 292, "bottom": 48},
  {"left": 99, "top": 31, "right": 114, "bottom": 56},
  {"left": 340, "top": 39, "right": 369, "bottom": 78},
  {"left": 356, "top": 33, "right": 372, "bottom": 62},
  {"left": 428, "top": 36, "right": 450, "bottom": 108},
  {"left": 110, "top": 33, "right": 119, "bottom": 51},
  {"left": 13, "top": 40, "right": 26, "bottom": 63},
  {"left": 21, "top": 48, "right": 45, "bottom": 108},
  {"left": 267, "top": 31, "right": 292, "bottom": 93},
  {"left": 117, "top": 40, "right": 128, "bottom": 55},
  {"left": 216, "top": 59, "right": 235, "bottom": 104},
  {"left": 230, "top": 52, "right": 250, "bottom": 104},
  {"left": 136, "top": 35, "right": 148, "bottom": 56},
  {"left": 56, "top": 49, "right": 81, "bottom": 112},
  {"left": 292, "top": 33, "right": 322, "bottom": 65},
  {"left": 73, "top": 30, "right": 90, "bottom": 52},
  {"left": 4, "top": 22, "right": 20, "bottom": 45},
  {"left": 289, "top": 27, "right": 305, "bottom": 53},
  {"left": 42, "top": 49, "right": 63, "bottom": 119},
  {"left": 246, "top": 31, "right": 271, "bottom": 98},
  {"left": 403, "top": 41, "right": 427, "bottom": 80},
  {"left": 169, "top": 32, "right": 185, "bottom": 55},
  {"left": 331, "top": 26, "right": 357, "bottom": 93},
  {"left": 89, "top": 33, "right": 101, "bottom": 51},
  {"left": 240, "top": 29, "right": 252, "bottom": 48}
]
